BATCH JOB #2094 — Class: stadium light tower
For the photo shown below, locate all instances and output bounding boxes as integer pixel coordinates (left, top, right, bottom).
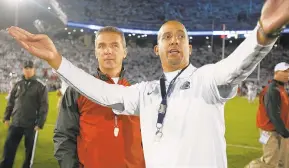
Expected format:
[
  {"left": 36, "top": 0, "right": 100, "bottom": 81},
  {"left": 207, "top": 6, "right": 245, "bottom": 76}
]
[
  {"left": 5, "top": 0, "right": 21, "bottom": 26},
  {"left": 7, "top": 0, "right": 21, "bottom": 26},
  {"left": 15, "top": 1, "right": 19, "bottom": 26},
  {"left": 13, "top": 0, "right": 21, "bottom": 26}
]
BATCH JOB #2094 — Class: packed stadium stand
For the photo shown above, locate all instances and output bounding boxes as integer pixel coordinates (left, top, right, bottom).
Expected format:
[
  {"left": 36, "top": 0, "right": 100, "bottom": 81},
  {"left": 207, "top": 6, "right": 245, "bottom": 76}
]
[
  {"left": 57, "top": 0, "right": 263, "bottom": 30},
  {"left": 1, "top": 28, "right": 289, "bottom": 93},
  {"left": 0, "top": 0, "right": 288, "bottom": 93}
]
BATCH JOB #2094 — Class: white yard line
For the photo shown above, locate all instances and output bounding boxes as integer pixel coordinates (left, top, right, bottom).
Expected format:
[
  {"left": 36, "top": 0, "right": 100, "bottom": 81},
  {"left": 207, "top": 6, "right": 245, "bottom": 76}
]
[
  {"left": 1, "top": 119, "right": 262, "bottom": 151},
  {"left": 227, "top": 144, "right": 261, "bottom": 150}
]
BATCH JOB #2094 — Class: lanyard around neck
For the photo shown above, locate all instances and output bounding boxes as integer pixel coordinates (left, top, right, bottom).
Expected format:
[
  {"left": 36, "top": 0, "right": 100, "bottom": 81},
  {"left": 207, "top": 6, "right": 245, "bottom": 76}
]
[{"left": 155, "top": 65, "right": 189, "bottom": 139}]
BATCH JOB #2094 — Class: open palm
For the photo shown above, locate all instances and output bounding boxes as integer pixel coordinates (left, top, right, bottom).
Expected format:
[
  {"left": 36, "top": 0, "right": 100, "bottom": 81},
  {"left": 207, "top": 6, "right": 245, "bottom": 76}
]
[
  {"left": 8, "top": 27, "right": 59, "bottom": 62},
  {"left": 261, "top": 0, "right": 289, "bottom": 34}
]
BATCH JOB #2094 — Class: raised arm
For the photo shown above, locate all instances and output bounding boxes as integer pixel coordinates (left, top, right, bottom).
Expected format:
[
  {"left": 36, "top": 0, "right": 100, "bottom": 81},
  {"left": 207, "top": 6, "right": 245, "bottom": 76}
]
[
  {"left": 211, "top": 0, "right": 289, "bottom": 86},
  {"left": 212, "top": 26, "right": 277, "bottom": 86},
  {"left": 55, "top": 57, "right": 142, "bottom": 115},
  {"left": 6, "top": 27, "right": 142, "bottom": 115}
]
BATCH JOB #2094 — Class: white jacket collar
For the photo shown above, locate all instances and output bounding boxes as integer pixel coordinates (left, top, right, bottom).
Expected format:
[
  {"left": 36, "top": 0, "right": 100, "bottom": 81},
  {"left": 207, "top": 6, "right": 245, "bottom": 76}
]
[{"left": 177, "top": 64, "right": 197, "bottom": 79}]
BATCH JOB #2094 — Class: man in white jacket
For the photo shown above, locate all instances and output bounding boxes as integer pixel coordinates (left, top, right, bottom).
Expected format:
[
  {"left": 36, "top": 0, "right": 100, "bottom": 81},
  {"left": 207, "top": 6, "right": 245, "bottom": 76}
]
[
  {"left": 6, "top": 0, "right": 289, "bottom": 167},
  {"left": 246, "top": 82, "right": 258, "bottom": 103}
]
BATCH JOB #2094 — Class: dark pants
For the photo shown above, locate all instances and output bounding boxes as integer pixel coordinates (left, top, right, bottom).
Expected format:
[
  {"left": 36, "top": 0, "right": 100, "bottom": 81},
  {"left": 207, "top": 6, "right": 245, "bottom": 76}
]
[{"left": 0, "top": 125, "right": 36, "bottom": 168}]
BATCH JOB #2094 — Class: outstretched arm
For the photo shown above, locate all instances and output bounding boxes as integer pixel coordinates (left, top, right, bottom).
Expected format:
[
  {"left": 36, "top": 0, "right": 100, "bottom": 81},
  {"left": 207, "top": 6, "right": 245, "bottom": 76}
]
[
  {"left": 56, "top": 57, "right": 143, "bottom": 115},
  {"left": 6, "top": 27, "right": 142, "bottom": 115},
  {"left": 211, "top": 0, "right": 288, "bottom": 87},
  {"left": 203, "top": 0, "right": 289, "bottom": 101},
  {"left": 212, "top": 26, "right": 277, "bottom": 87}
]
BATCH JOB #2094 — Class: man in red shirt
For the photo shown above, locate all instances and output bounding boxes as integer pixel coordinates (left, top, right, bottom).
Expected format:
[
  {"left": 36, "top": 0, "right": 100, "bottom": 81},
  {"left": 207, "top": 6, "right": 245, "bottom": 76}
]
[
  {"left": 53, "top": 26, "right": 145, "bottom": 168},
  {"left": 246, "top": 62, "right": 289, "bottom": 168}
]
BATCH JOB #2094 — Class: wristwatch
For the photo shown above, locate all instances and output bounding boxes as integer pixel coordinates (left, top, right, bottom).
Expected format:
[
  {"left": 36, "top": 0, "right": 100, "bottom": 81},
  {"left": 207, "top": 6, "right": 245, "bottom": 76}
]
[{"left": 258, "top": 19, "right": 286, "bottom": 39}]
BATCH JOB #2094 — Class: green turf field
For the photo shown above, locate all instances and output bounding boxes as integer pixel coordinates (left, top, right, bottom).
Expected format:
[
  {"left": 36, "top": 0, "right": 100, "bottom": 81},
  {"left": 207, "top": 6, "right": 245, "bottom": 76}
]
[{"left": 0, "top": 92, "right": 262, "bottom": 168}]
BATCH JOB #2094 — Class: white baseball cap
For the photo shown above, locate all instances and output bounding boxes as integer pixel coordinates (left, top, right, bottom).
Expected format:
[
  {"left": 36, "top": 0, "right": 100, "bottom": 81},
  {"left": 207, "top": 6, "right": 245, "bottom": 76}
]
[{"left": 274, "top": 62, "right": 289, "bottom": 72}]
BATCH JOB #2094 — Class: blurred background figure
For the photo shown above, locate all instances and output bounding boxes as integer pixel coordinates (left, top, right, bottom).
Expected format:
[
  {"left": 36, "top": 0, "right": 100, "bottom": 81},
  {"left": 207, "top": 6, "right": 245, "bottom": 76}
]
[
  {"left": 0, "top": 60, "right": 48, "bottom": 168},
  {"left": 246, "top": 82, "right": 258, "bottom": 103}
]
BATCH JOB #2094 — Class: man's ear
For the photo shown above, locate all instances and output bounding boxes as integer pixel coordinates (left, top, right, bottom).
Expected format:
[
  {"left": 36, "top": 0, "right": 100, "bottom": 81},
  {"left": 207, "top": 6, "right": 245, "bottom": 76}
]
[
  {"left": 123, "top": 47, "right": 127, "bottom": 59},
  {"left": 189, "top": 44, "right": 192, "bottom": 55},
  {"left": 154, "top": 45, "right": 159, "bottom": 56}
]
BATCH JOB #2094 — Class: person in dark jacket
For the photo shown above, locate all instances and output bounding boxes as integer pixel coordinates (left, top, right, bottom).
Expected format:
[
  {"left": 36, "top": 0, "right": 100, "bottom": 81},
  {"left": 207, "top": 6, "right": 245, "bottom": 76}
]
[
  {"left": 246, "top": 62, "right": 289, "bottom": 168},
  {"left": 0, "top": 60, "right": 48, "bottom": 168},
  {"left": 53, "top": 26, "right": 145, "bottom": 168}
]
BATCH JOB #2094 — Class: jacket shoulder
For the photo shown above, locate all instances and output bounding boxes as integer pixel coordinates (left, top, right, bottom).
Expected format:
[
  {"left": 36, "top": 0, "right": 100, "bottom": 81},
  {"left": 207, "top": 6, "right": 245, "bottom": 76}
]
[
  {"left": 35, "top": 78, "right": 46, "bottom": 86},
  {"left": 62, "top": 86, "right": 81, "bottom": 106},
  {"left": 122, "top": 75, "right": 137, "bottom": 85},
  {"left": 268, "top": 82, "right": 280, "bottom": 92},
  {"left": 65, "top": 86, "right": 79, "bottom": 95},
  {"left": 13, "top": 79, "right": 22, "bottom": 86}
]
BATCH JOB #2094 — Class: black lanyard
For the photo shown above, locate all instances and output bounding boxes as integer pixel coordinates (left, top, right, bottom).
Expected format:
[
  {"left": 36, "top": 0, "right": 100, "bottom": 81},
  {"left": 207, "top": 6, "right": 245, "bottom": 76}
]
[{"left": 156, "top": 65, "right": 189, "bottom": 138}]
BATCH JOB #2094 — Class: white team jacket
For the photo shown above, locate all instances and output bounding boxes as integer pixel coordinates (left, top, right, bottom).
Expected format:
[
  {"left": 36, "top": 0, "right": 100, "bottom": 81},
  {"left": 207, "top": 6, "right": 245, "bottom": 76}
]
[{"left": 56, "top": 27, "right": 276, "bottom": 168}]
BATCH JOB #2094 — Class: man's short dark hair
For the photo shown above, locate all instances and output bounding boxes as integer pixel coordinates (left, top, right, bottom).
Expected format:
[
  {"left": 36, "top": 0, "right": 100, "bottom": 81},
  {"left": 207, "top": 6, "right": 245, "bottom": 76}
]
[{"left": 95, "top": 26, "right": 126, "bottom": 48}]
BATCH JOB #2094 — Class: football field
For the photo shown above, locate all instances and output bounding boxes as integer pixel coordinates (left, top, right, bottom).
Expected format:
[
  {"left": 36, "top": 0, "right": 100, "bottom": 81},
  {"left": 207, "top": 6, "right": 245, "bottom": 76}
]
[{"left": 0, "top": 92, "right": 262, "bottom": 168}]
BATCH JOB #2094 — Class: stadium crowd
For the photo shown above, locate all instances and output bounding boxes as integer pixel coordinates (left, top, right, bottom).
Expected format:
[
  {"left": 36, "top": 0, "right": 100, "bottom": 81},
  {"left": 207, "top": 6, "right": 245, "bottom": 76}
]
[
  {"left": 0, "top": 31, "right": 288, "bottom": 93},
  {"left": 57, "top": 0, "right": 263, "bottom": 30}
]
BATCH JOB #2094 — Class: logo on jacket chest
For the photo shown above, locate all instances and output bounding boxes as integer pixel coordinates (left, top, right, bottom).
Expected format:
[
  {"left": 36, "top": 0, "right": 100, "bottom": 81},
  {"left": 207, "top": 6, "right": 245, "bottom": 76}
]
[
  {"left": 147, "top": 81, "right": 190, "bottom": 96},
  {"left": 180, "top": 81, "right": 190, "bottom": 90}
]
